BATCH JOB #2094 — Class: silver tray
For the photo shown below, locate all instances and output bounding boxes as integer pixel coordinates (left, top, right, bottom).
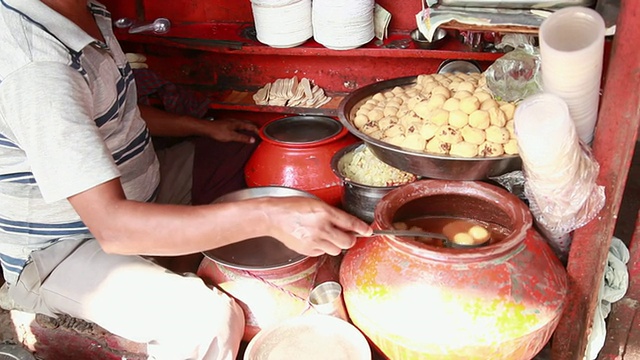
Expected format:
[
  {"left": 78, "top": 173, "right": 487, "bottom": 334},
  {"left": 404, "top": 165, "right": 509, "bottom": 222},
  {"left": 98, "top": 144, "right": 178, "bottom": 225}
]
[
  {"left": 337, "top": 75, "right": 522, "bottom": 181},
  {"left": 438, "top": 0, "right": 595, "bottom": 9}
]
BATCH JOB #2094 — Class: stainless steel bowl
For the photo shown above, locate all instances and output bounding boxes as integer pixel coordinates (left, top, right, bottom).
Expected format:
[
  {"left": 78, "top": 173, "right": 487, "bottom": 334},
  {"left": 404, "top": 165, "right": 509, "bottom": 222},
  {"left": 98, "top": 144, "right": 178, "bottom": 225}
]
[
  {"left": 437, "top": 59, "right": 482, "bottom": 74},
  {"left": 337, "top": 76, "right": 522, "bottom": 180},
  {"left": 330, "top": 142, "right": 401, "bottom": 223},
  {"left": 410, "top": 28, "right": 447, "bottom": 50}
]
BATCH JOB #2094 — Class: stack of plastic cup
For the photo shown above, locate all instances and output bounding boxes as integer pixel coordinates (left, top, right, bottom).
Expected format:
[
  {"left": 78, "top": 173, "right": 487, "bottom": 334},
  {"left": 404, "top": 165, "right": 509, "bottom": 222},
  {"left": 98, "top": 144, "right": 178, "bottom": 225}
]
[
  {"left": 538, "top": 6, "right": 606, "bottom": 145},
  {"left": 514, "top": 93, "right": 582, "bottom": 260},
  {"left": 514, "top": 93, "right": 581, "bottom": 190}
]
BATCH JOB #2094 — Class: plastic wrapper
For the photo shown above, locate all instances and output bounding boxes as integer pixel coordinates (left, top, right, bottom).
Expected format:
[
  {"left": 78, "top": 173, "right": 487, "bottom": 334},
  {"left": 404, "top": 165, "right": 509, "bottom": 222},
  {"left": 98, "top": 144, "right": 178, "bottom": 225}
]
[
  {"left": 523, "top": 136, "right": 604, "bottom": 258},
  {"left": 415, "top": 6, "right": 550, "bottom": 42},
  {"left": 524, "top": 141, "right": 605, "bottom": 261},
  {"left": 514, "top": 93, "right": 605, "bottom": 262},
  {"left": 489, "top": 170, "right": 527, "bottom": 202},
  {"left": 484, "top": 42, "right": 542, "bottom": 102}
]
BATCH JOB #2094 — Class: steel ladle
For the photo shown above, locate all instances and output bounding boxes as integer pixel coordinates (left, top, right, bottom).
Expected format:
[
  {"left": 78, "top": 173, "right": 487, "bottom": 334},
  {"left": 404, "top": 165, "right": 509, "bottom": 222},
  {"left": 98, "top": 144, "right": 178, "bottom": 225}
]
[
  {"left": 360, "top": 229, "right": 450, "bottom": 240},
  {"left": 355, "top": 226, "right": 491, "bottom": 249},
  {"left": 128, "top": 18, "right": 171, "bottom": 34}
]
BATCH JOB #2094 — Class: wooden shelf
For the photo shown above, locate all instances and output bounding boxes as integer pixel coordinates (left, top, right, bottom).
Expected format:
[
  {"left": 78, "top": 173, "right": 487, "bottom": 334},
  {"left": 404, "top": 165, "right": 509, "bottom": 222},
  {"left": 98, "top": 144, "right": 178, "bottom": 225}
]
[
  {"left": 117, "top": 22, "right": 505, "bottom": 116},
  {"left": 115, "top": 22, "right": 504, "bottom": 62}
]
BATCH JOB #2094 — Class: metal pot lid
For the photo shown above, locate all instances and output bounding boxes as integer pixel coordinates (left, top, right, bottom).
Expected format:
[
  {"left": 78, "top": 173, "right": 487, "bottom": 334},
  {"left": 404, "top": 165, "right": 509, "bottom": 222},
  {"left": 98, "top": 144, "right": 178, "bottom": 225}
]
[
  {"left": 263, "top": 116, "right": 342, "bottom": 144},
  {"left": 203, "top": 236, "right": 306, "bottom": 270}
]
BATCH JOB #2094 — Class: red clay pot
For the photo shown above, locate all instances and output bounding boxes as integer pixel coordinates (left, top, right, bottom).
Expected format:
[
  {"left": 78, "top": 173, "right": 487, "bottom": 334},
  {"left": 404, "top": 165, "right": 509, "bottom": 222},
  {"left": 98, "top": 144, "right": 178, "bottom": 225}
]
[
  {"left": 340, "top": 180, "right": 568, "bottom": 360},
  {"left": 244, "top": 116, "right": 357, "bottom": 206}
]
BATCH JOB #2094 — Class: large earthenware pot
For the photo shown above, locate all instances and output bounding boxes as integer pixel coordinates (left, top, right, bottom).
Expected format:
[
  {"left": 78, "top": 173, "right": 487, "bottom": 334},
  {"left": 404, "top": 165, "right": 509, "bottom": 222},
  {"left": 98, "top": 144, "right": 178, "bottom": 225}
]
[
  {"left": 197, "top": 187, "right": 341, "bottom": 342},
  {"left": 340, "top": 180, "right": 568, "bottom": 360},
  {"left": 244, "top": 115, "right": 357, "bottom": 206}
]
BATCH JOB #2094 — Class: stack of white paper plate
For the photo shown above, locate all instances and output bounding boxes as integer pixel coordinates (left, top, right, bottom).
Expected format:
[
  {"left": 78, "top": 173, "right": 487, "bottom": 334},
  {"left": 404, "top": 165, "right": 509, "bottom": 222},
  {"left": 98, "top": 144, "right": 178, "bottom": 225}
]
[
  {"left": 312, "top": 0, "right": 375, "bottom": 50},
  {"left": 251, "top": 0, "right": 312, "bottom": 48}
]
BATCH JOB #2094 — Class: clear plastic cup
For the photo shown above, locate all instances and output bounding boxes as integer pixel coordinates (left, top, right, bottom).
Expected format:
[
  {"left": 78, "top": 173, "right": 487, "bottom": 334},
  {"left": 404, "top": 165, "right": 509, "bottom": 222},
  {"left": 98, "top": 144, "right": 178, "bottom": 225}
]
[{"left": 538, "top": 6, "right": 605, "bottom": 144}]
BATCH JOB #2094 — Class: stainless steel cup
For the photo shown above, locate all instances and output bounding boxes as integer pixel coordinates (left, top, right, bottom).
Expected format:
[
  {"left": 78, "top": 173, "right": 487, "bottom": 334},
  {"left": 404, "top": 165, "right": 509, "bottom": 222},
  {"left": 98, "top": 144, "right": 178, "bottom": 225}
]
[{"left": 308, "top": 281, "right": 349, "bottom": 322}]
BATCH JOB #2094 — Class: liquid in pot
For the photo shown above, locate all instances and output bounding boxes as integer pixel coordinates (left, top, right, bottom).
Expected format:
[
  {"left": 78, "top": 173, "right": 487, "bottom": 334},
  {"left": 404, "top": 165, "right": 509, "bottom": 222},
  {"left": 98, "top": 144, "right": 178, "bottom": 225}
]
[{"left": 395, "top": 216, "right": 511, "bottom": 248}]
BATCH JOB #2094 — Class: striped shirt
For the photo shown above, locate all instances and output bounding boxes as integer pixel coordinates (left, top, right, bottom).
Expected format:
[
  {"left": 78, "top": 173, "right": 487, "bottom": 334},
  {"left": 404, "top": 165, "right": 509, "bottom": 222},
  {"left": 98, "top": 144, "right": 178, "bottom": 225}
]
[{"left": 0, "top": 0, "right": 160, "bottom": 284}]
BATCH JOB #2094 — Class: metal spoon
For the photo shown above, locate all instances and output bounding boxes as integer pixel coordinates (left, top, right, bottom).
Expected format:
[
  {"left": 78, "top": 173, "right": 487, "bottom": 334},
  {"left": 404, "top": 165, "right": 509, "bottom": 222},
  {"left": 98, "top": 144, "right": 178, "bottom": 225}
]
[
  {"left": 357, "top": 229, "right": 449, "bottom": 240},
  {"left": 128, "top": 18, "right": 171, "bottom": 35},
  {"left": 114, "top": 17, "right": 134, "bottom": 29},
  {"left": 356, "top": 227, "right": 491, "bottom": 249}
]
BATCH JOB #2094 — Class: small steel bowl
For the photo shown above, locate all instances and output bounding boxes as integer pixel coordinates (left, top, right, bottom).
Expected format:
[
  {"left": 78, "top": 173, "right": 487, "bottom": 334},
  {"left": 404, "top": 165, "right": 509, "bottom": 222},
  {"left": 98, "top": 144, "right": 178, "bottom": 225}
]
[
  {"left": 410, "top": 28, "right": 447, "bottom": 49},
  {"left": 337, "top": 76, "right": 522, "bottom": 180},
  {"left": 437, "top": 59, "right": 482, "bottom": 74},
  {"left": 331, "top": 142, "right": 408, "bottom": 223}
]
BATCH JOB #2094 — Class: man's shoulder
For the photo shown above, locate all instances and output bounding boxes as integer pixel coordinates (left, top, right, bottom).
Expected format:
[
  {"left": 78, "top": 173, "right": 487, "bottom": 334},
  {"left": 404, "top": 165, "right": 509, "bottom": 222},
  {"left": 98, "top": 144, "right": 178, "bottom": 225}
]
[{"left": 0, "top": 6, "right": 77, "bottom": 79}]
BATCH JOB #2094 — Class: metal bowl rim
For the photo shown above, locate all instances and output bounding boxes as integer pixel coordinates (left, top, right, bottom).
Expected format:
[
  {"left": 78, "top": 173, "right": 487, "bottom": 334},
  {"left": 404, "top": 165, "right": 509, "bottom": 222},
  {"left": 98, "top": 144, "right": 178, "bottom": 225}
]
[
  {"left": 202, "top": 186, "right": 315, "bottom": 269},
  {"left": 410, "top": 27, "right": 447, "bottom": 43},
  {"left": 337, "top": 75, "right": 520, "bottom": 163},
  {"left": 330, "top": 142, "right": 410, "bottom": 190}
]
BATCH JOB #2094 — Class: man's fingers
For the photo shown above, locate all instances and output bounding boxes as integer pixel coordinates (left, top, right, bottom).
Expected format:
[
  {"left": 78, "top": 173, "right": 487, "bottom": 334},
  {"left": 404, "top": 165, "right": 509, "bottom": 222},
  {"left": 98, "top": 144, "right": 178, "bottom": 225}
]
[
  {"left": 237, "top": 121, "right": 259, "bottom": 133},
  {"left": 322, "top": 225, "right": 357, "bottom": 250},
  {"left": 324, "top": 205, "right": 373, "bottom": 237},
  {"left": 229, "top": 132, "right": 256, "bottom": 144},
  {"left": 311, "top": 239, "right": 343, "bottom": 257},
  {"left": 226, "top": 119, "right": 259, "bottom": 133}
]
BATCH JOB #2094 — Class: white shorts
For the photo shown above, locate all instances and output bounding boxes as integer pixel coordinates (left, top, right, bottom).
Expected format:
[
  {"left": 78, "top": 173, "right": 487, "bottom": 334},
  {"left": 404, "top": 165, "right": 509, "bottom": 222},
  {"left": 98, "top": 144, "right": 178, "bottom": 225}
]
[{"left": 8, "top": 141, "right": 245, "bottom": 360}]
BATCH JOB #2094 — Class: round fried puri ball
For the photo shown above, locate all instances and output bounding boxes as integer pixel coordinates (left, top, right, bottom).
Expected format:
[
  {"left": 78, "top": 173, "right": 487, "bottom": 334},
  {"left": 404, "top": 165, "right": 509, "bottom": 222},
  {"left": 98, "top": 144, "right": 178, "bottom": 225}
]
[{"left": 352, "top": 73, "right": 520, "bottom": 159}]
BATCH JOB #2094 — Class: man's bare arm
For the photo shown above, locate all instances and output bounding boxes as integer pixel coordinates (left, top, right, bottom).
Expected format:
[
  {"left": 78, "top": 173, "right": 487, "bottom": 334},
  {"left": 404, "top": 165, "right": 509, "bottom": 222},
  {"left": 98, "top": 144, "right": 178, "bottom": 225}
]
[
  {"left": 68, "top": 178, "right": 372, "bottom": 257},
  {"left": 138, "top": 104, "right": 258, "bottom": 143}
]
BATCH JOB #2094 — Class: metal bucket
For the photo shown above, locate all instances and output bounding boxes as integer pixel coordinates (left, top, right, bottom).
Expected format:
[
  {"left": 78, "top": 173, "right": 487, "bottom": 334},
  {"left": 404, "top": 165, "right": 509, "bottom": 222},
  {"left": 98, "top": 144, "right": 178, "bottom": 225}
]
[{"left": 196, "top": 187, "right": 341, "bottom": 342}]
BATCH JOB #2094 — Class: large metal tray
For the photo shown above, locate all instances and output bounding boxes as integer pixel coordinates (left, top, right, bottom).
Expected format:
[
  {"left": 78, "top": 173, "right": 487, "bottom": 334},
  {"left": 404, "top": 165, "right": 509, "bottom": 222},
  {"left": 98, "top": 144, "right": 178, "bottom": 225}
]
[{"left": 337, "top": 75, "right": 522, "bottom": 181}]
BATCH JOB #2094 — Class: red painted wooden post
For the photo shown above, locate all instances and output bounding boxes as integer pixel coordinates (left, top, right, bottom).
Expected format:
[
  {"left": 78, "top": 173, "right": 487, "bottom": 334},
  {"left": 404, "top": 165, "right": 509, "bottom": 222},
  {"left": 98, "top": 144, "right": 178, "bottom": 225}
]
[{"left": 551, "top": 0, "right": 640, "bottom": 358}]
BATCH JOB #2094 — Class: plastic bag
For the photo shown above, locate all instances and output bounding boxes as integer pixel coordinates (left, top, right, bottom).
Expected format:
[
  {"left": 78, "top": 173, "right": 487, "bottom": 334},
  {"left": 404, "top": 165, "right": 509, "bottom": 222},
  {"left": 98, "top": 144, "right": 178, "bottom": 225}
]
[
  {"left": 524, "top": 140, "right": 605, "bottom": 261},
  {"left": 514, "top": 93, "right": 605, "bottom": 262},
  {"left": 484, "top": 38, "right": 542, "bottom": 102},
  {"left": 585, "top": 237, "right": 629, "bottom": 360}
]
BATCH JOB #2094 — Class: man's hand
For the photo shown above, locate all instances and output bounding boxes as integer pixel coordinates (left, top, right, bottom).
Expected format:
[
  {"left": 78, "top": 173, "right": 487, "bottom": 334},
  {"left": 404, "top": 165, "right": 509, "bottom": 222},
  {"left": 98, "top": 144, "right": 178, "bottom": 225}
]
[
  {"left": 201, "top": 118, "right": 259, "bottom": 144},
  {"left": 258, "top": 197, "right": 373, "bottom": 257},
  {"left": 138, "top": 104, "right": 259, "bottom": 143}
]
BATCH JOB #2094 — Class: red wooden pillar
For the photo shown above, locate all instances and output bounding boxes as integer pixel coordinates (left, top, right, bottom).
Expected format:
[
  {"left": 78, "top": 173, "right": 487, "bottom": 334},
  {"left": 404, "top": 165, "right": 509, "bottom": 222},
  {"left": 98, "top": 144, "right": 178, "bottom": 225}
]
[{"left": 551, "top": 0, "right": 640, "bottom": 358}]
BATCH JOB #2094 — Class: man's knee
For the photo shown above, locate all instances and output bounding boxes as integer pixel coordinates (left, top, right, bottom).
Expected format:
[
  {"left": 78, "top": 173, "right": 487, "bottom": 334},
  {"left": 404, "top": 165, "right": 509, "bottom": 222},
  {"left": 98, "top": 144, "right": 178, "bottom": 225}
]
[{"left": 147, "top": 278, "right": 244, "bottom": 360}]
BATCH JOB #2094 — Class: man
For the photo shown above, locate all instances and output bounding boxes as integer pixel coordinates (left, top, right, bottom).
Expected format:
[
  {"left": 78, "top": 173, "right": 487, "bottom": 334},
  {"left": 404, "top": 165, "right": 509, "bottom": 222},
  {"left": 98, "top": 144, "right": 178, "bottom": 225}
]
[{"left": 0, "top": 1, "right": 372, "bottom": 359}]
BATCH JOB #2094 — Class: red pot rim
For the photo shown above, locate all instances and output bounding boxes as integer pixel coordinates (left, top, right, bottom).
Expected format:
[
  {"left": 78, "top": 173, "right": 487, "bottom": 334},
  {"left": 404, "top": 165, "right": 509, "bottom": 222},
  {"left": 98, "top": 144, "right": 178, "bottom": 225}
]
[
  {"left": 259, "top": 116, "right": 350, "bottom": 148},
  {"left": 373, "top": 180, "right": 533, "bottom": 263}
]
